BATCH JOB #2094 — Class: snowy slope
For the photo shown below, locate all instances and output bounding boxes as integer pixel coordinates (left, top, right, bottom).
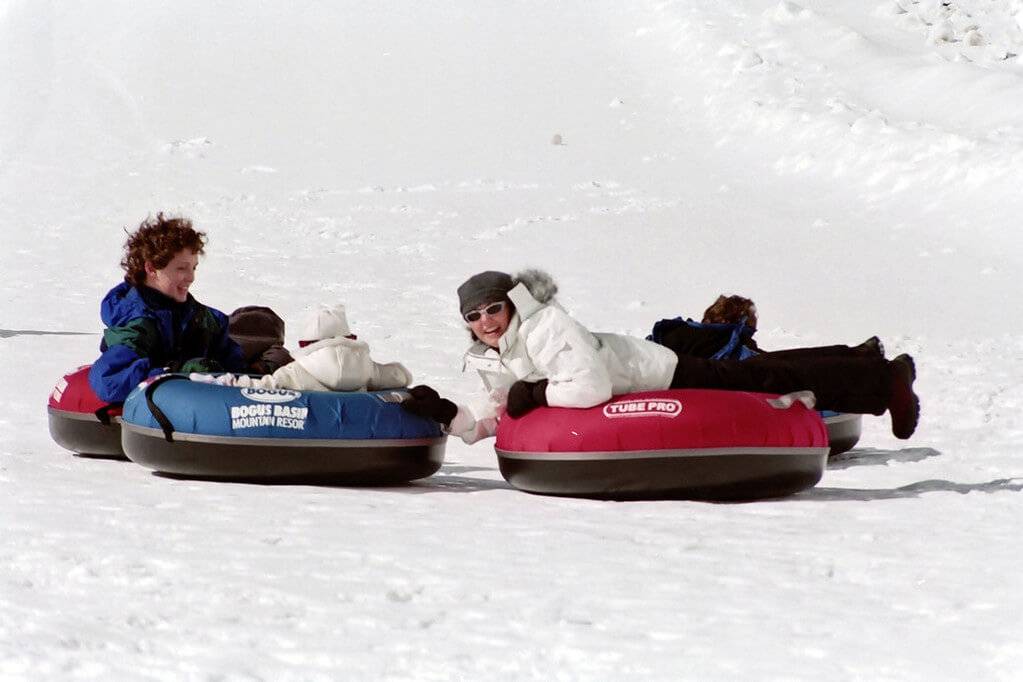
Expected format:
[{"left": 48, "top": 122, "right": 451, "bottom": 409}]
[{"left": 2, "top": 1, "right": 1022, "bottom": 680}]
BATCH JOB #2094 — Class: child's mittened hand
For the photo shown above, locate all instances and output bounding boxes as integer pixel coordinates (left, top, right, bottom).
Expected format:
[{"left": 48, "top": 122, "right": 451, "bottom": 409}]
[
  {"left": 401, "top": 385, "right": 457, "bottom": 426},
  {"left": 188, "top": 373, "right": 236, "bottom": 386}
]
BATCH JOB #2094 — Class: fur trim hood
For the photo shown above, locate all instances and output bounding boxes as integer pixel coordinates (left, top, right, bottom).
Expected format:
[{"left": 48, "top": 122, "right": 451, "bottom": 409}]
[
  {"left": 506, "top": 268, "right": 560, "bottom": 323},
  {"left": 512, "top": 268, "right": 558, "bottom": 305}
]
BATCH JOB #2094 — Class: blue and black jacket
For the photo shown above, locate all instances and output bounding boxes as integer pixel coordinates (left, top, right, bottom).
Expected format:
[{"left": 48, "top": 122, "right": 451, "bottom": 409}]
[
  {"left": 647, "top": 316, "right": 759, "bottom": 361},
  {"left": 88, "top": 282, "right": 245, "bottom": 402}
]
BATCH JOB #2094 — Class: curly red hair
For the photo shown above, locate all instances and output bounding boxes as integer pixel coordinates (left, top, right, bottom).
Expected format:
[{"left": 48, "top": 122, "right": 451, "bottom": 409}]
[
  {"left": 121, "top": 213, "right": 207, "bottom": 286},
  {"left": 702, "top": 294, "right": 758, "bottom": 330}
]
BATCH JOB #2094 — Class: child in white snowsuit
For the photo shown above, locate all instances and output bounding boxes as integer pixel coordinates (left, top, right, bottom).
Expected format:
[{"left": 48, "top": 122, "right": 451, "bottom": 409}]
[{"left": 193, "top": 305, "right": 412, "bottom": 392}]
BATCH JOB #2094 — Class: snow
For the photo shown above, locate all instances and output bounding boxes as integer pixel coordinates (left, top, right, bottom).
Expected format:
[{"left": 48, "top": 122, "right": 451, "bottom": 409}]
[{"left": 2, "top": 0, "right": 1022, "bottom": 679}]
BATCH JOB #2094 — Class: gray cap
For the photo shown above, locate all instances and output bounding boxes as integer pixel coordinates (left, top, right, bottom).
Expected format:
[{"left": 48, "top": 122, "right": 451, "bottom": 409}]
[{"left": 457, "top": 270, "right": 514, "bottom": 315}]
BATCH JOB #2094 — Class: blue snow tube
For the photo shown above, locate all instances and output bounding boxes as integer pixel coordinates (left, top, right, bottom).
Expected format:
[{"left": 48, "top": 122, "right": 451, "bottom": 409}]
[
  {"left": 818, "top": 410, "right": 861, "bottom": 456},
  {"left": 120, "top": 375, "right": 445, "bottom": 483}
]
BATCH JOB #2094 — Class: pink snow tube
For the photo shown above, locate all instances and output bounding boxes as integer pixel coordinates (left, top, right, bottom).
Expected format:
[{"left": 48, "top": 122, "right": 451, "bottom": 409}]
[
  {"left": 495, "top": 389, "right": 829, "bottom": 500},
  {"left": 47, "top": 365, "right": 125, "bottom": 459}
]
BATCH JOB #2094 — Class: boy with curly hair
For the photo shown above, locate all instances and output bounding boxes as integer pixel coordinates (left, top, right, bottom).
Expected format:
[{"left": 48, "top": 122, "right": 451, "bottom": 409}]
[{"left": 88, "top": 213, "right": 245, "bottom": 402}]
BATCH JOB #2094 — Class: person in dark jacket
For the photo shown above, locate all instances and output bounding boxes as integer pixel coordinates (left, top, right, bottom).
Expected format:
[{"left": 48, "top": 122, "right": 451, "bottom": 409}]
[
  {"left": 88, "top": 213, "right": 246, "bottom": 402},
  {"left": 649, "top": 293, "right": 883, "bottom": 361}
]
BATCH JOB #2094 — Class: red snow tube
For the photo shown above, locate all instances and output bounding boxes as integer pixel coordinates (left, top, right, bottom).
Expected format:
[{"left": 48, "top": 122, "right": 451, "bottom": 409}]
[
  {"left": 47, "top": 365, "right": 125, "bottom": 458},
  {"left": 495, "top": 389, "right": 829, "bottom": 501}
]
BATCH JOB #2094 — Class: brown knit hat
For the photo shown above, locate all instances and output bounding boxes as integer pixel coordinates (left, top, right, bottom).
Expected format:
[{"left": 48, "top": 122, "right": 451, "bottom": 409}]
[
  {"left": 457, "top": 271, "right": 515, "bottom": 316},
  {"left": 228, "top": 306, "right": 286, "bottom": 361}
]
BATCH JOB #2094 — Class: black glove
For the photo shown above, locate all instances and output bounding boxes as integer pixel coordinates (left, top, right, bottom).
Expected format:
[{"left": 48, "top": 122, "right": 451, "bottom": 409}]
[
  {"left": 506, "top": 379, "right": 549, "bottom": 418},
  {"left": 174, "top": 357, "right": 225, "bottom": 374},
  {"left": 401, "top": 385, "right": 458, "bottom": 426}
]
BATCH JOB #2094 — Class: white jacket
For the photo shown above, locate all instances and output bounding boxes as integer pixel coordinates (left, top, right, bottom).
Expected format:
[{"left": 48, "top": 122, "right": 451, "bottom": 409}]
[
  {"left": 448, "top": 270, "right": 678, "bottom": 444},
  {"left": 234, "top": 336, "right": 412, "bottom": 392}
]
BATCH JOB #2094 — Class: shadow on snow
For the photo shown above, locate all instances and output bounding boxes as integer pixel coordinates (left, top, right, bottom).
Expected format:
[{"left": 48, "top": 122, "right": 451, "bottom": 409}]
[
  {"left": 145, "top": 462, "right": 514, "bottom": 494},
  {"left": 797, "top": 477, "right": 1023, "bottom": 501},
  {"left": 792, "top": 446, "right": 1023, "bottom": 501},
  {"left": 827, "top": 446, "right": 942, "bottom": 470},
  {"left": 112, "top": 449, "right": 1023, "bottom": 500},
  {"left": 1, "top": 329, "right": 95, "bottom": 338}
]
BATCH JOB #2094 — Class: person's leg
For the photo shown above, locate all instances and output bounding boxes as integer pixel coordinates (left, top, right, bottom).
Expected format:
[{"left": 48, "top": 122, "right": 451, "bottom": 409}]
[
  {"left": 670, "top": 352, "right": 919, "bottom": 437},
  {"left": 747, "top": 336, "right": 884, "bottom": 362},
  {"left": 671, "top": 354, "right": 890, "bottom": 413}
]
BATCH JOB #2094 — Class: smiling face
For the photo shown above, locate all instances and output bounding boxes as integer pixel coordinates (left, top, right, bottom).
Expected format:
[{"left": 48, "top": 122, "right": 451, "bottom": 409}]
[
  {"left": 467, "top": 300, "right": 512, "bottom": 349},
  {"left": 144, "top": 248, "right": 198, "bottom": 302}
]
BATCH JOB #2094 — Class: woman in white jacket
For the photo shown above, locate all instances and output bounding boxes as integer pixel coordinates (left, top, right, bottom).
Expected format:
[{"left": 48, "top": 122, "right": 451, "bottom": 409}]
[
  {"left": 402, "top": 269, "right": 919, "bottom": 443},
  {"left": 194, "top": 305, "right": 412, "bottom": 392}
]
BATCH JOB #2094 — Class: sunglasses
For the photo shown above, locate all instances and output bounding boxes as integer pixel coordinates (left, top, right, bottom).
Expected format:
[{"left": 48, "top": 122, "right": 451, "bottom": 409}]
[{"left": 463, "top": 301, "right": 506, "bottom": 323}]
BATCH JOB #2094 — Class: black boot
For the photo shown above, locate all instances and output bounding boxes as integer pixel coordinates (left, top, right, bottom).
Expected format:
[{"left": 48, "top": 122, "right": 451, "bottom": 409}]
[
  {"left": 888, "top": 354, "right": 919, "bottom": 439},
  {"left": 854, "top": 336, "right": 885, "bottom": 359}
]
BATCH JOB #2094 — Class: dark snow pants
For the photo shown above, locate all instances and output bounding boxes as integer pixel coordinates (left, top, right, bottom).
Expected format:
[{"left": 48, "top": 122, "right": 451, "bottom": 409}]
[{"left": 667, "top": 344, "right": 893, "bottom": 415}]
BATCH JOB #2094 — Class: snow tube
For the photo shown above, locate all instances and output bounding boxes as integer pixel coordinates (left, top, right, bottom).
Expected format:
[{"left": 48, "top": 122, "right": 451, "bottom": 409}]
[
  {"left": 495, "top": 389, "right": 829, "bottom": 501},
  {"left": 120, "top": 375, "right": 445, "bottom": 483},
  {"left": 821, "top": 411, "right": 861, "bottom": 456},
  {"left": 47, "top": 365, "right": 125, "bottom": 459}
]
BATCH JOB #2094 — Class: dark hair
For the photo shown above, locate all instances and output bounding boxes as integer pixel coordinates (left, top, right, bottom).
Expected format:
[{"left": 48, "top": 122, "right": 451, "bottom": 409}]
[
  {"left": 702, "top": 294, "right": 758, "bottom": 330},
  {"left": 121, "top": 213, "right": 206, "bottom": 286}
]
